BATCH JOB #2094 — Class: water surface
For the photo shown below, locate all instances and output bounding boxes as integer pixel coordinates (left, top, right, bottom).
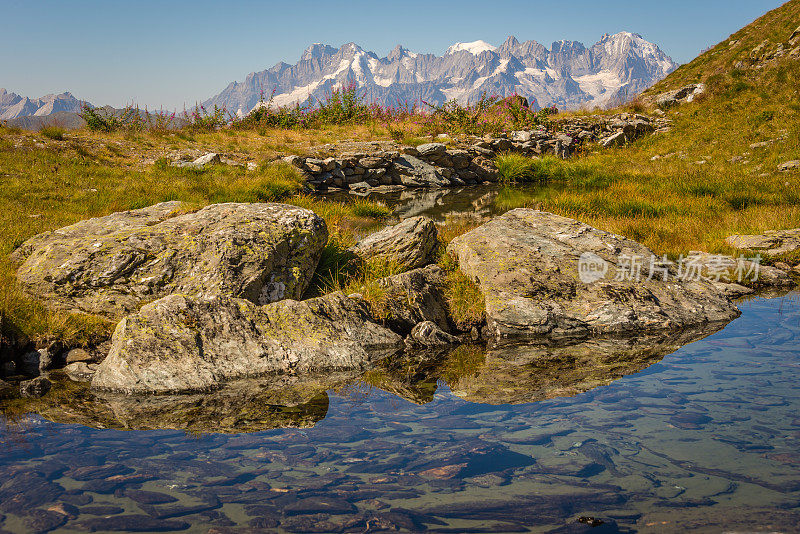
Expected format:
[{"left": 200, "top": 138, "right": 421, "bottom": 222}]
[{"left": 2, "top": 292, "right": 800, "bottom": 532}]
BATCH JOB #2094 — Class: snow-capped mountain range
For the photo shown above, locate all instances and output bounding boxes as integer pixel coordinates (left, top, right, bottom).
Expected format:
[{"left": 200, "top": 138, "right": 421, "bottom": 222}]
[
  {"left": 0, "top": 89, "right": 84, "bottom": 120},
  {"left": 205, "top": 32, "right": 678, "bottom": 116}
]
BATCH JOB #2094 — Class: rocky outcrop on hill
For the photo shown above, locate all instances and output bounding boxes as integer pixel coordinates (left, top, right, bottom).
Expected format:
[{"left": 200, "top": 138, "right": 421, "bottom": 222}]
[
  {"left": 91, "top": 292, "right": 403, "bottom": 394},
  {"left": 350, "top": 216, "right": 438, "bottom": 269},
  {"left": 447, "top": 209, "right": 740, "bottom": 340},
  {"left": 12, "top": 202, "right": 328, "bottom": 319},
  {"left": 653, "top": 83, "right": 707, "bottom": 108}
]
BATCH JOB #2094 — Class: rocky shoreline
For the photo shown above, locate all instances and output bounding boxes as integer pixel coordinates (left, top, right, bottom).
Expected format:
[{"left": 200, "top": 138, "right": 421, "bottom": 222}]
[{"left": 4, "top": 202, "right": 796, "bottom": 400}]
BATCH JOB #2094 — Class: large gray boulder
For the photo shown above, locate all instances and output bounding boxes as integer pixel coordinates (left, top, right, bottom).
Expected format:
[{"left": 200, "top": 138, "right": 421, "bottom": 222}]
[
  {"left": 91, "top": 292, "right": 403, "bottom": 394},
  {"left": 350, "top": 216, "right": 438, "bottom": 270},
  {"left": 12, "top": 202, "right": 328, "bottom": 319},
  {"left": 447, "top": 209, "right": 740, "bottom": 340}
]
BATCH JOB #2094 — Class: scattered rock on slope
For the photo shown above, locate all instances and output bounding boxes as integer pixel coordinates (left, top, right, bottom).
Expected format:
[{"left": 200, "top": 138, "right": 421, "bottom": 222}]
[
  {"left": 726, "top": 228, "right": 800, "bottom": 256},
  {"left": 447, "top": 209, "right": 740, "bottom": 340},
  {"left": 12, "top": 202, "right": 328, "bottom": 320},
  {"left": 350, "top": 216, "right": 439, "bottom": 270},
  {"left": 91, "top": 292, "right": 403, "bottom": 394},
  {"left": 778, "top": 160, "right": 800, "bottom": 172}
]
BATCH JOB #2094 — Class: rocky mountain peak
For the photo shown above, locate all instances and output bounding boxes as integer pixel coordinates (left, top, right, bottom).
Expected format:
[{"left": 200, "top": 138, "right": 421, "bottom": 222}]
[{"left": 204, "top": 32, "right": 678, "bottom": 115}]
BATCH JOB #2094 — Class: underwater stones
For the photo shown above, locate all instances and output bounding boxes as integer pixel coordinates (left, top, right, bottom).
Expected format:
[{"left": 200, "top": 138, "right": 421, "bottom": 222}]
[
  {"left": 351, "top": 216, "right": 438, "bottom": 270},
  {"left": 284, "top": 497, "right": 357, "bottom": 515},
  {"left": 12, "top": 202, "right": 328, "bottom": 320},
  {"left": 125, "top": 490, "right": 178, "bottom": 505},
  {"left": 78, "top": 515, "right": 190, "bottom": 532},
  {"left": 25, "top": 509, "right": 69, "bottom": 534},
  {"left": 19, "top": 376, "right": 51, "bottom": 398},
  {"left": 448, "top": 209, "right": 739, "bottom": 340},
  {"left": 91, "top": 292, "right": 403, "bottom": 394}
]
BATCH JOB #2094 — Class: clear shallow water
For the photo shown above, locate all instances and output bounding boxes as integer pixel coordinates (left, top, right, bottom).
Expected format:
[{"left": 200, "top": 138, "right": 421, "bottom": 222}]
[{"left": 1, "top": 293, "right": 800, "bottom": 532}]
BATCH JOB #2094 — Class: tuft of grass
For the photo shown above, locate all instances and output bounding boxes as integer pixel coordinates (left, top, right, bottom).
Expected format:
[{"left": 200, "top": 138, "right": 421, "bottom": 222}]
[
  {"left": 350, "top": 198, "right": 392, "bottom": 219},
  {"left": 39, "top": 126, "right": 65, "bottom": 141},
  {"left": 496, "top": 152, "right": 541, "bottom": 183},
  {"left": 439, "top": 252, "right": 485, "bottom": 330}
]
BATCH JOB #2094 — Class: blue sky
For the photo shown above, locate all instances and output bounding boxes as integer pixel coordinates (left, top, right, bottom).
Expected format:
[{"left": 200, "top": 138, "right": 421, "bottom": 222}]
[{"left": 0, "top": 0, "right": 785, "bottom": 109}]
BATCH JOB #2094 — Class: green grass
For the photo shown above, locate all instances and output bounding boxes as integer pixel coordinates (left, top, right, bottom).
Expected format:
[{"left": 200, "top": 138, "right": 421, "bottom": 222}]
[
  {"left": 495, "top": 153, "right": 540, "bottom": 182},
  {"left": 439, "top": 253, "right": 485, "bottom": 330},
  {"left": 39, "top": 126, "right": 65, "bottom": 141},
  {"left": 0, "top": 141, "right": 391, "bottom": 346}
]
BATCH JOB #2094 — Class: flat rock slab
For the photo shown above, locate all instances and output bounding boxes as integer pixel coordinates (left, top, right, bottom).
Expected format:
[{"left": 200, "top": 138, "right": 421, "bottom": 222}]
[
  {"left": 91, "top": 292, "right": 403, "bottom": 394},
  {"left": 351, "top": 216, "right": 438, "bottom": 270},
  {"left": 12, "top": 202, "right": 327, "bottom": 319},
  {"left": 447, "top": 209, "right": 739, "bottom": 340},
  {"left": 726, "top": 228, "right": 800, "bottom": 256}
]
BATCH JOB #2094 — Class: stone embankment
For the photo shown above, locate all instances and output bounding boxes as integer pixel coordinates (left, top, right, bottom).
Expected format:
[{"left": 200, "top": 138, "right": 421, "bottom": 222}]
[{"left": 274, "top": 113, "right": 671, "bottom": 192}]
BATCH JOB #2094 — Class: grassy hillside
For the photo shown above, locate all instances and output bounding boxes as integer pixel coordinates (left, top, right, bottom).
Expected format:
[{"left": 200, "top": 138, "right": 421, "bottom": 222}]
[
  {"left": 645, "top": 0, "right": 800, "bottom": 94},
  {"left": 507, "top": 0, "right": 800, "bottom": 255}
]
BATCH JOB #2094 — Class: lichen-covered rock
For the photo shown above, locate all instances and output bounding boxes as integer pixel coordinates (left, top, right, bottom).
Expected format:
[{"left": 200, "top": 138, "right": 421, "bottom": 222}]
[
  {"left": 91, "top": 292, "right": 403, "bottom": 394},
  {"left": 12, "top": 202, "right": 328, "bottom": 319},
  {"left": 65, "top": 362, "right": 98, "bottom": 382},
  {"left": 726, "top": 228, "right": 800, "bottom": 255},
  {"left": 681, "top": 252, "right": 795, "bottom": 289},
  {"left": 375, "top": 265, "right": 451, "bottom": 335},
  {"left": 351, "top": 216, "right": 438, "bottom": 270},
  {"left": 447, "top": 209, "right": 740, "bottom": 340}
]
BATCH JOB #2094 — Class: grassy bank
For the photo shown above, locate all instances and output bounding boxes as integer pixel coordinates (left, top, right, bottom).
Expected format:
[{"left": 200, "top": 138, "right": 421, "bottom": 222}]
[{"left": 0, "top": 131, "right": 392, "bottom": 346}]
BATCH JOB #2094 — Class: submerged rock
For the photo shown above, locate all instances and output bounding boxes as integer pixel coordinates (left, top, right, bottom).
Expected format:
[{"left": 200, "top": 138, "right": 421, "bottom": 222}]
[
  {"left": 12, "top": 202, "right": 327, "bottom": 319},
  {"left": 447, "top": 209, "right": 739, "bottom": 340},
  {"left": 20, "top": 376, "right": 51, "bottom": 398},
  {"left": 91, "top": 292, "right": 403, "bottom": 394},
  {"left": 351, "top": 216, "right": 438, "bottom": 270}
]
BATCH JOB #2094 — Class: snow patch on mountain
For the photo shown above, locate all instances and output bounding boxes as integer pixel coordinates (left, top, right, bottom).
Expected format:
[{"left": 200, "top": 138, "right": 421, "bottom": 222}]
[{"left": 446, "top": 40, "right": 498, "bottom": 55}]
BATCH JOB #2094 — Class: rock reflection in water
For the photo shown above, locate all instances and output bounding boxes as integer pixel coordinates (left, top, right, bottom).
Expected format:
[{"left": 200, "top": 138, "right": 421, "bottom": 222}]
[
  {"left": 3, "top": 324, "right": 721, "bottom": 433},
  {"left": 368, "top": 323, "right": 726, "bottom": 407},
  {"left": 4, "top": 374, "right": 337, "bottom": 433}
]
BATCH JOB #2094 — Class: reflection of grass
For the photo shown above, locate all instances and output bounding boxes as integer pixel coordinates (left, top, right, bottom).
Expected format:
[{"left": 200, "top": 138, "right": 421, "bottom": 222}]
[{"left": 439, "top": 344, "right": 486, "bottom": 386}]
